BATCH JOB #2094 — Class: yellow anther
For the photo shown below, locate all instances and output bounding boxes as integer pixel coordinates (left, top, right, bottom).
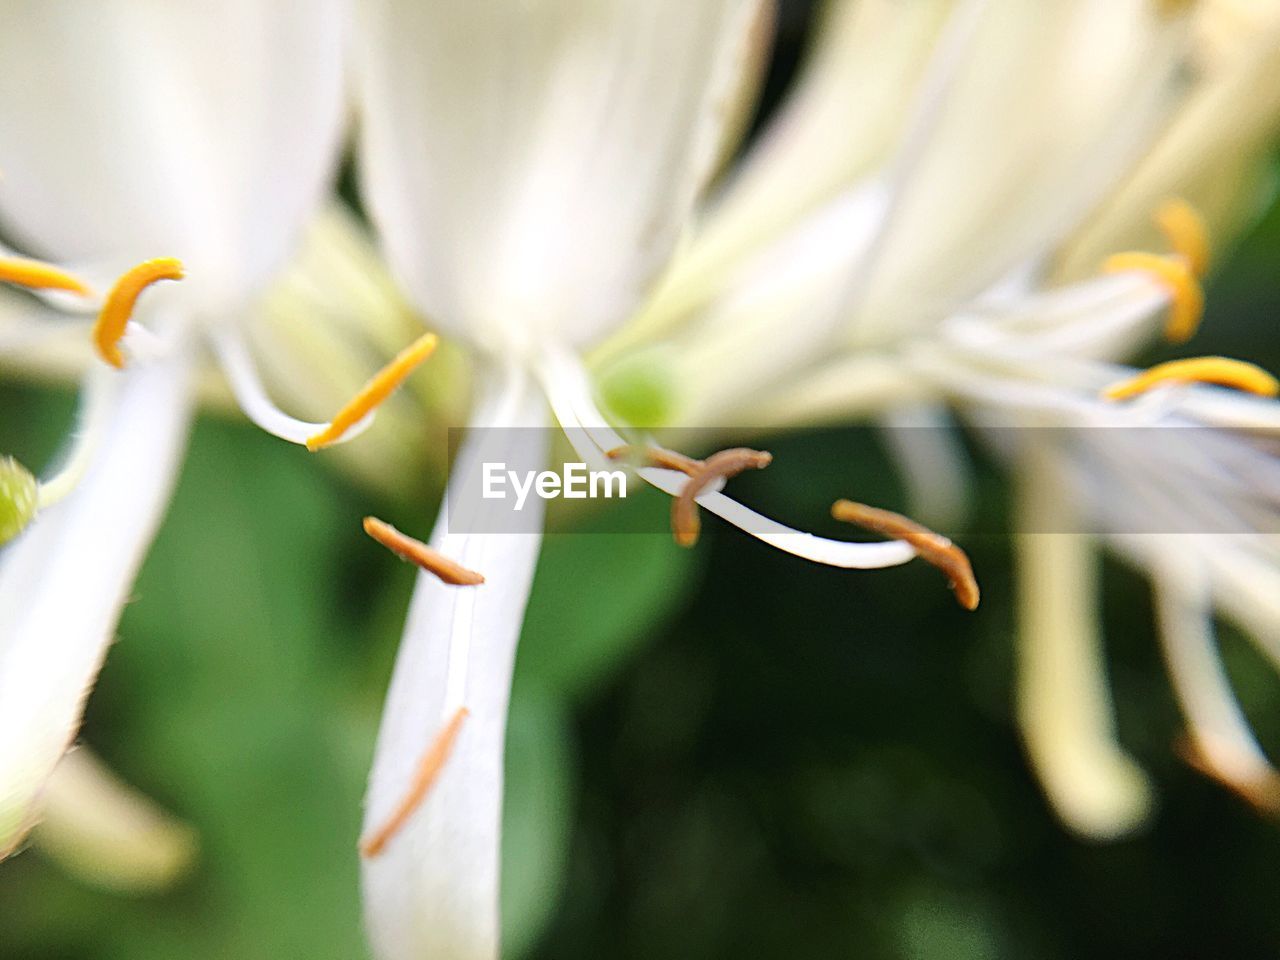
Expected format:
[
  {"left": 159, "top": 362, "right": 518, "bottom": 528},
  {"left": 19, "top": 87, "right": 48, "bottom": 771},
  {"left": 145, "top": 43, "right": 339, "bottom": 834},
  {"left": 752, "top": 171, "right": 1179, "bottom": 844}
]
[
  {"left": 92, "top": 258, "right": 184, "bottom": 369},
  {"left": 0, "top": 257, "right": 92, "bottom": 296},
  {"left": 1103, "top": 356, "right": 1280, "bottom": 401},
  {"left": 1103, "top": 251, "right": 1203, "bottom": 344},
  {"left": 1155, "top": 198, "right": 1210, "bottom": 277},
  {"left": 306, "top": 332, "right": 439, "bottom": 451}
]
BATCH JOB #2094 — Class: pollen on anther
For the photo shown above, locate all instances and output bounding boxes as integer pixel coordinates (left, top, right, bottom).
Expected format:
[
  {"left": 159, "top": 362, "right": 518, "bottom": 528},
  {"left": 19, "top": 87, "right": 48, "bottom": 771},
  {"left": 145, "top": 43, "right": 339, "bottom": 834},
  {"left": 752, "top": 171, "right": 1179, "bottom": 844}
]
[
  {"left": 832, "top": 499, "right": 980, "bottom": 610},
  {"left": 0, "top": 257, "right": 93, "bottom": 297},
  {"left": 1103, "top": 356, "right": 1280, "bottom": 402},
  {"left": 363, "top": 516, "right": 484, "bottom": 586},
  {"left": 360, "top": 706, "right": 470, "bottom": 858},
  {"left": 1103, "top": 250, "right": 1203, "bottom": 344},
  {"left": 606, "top": 444, "right": 703, "bottom": 477},
  {"left": 1155, "top": 198, "right": 1210, "bottom": 278},
  {"left": 306, "top": 332, "right": 438, "bottom": 451},
  {"left": 93, "top": 257, "right": 184, "bottom": 369},
  {"left": 672, "top": 447, "right": 772, "bottom": 548}
]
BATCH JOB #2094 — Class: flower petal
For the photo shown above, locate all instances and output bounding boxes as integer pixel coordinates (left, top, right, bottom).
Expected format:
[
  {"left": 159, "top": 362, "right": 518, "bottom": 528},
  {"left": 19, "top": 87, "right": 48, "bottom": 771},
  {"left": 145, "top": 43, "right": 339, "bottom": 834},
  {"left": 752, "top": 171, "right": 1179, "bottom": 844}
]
[
  {"left": 362, "top": 369, "right": 548, "bottom": 960},
  {"left": 1151, "top": 543, "right": 1279, "bottom": 799},
  {"left": 356, "top": 0, "right": 761, "bottom": 348},
  {"left": 1013, "top": 445, "right": 1153, "bottom": 839},
  {"left": 32, "top": 747, "right": 198, "bottom": 894},
  {"left": 852, "top": 0, "right": 1193, "bottom": 340},
  {"left": 0, "top": 0, "right": 346, "bottom": 307},
  {"left": 0, "top": 357, "right": 194, "bottom": 856}
]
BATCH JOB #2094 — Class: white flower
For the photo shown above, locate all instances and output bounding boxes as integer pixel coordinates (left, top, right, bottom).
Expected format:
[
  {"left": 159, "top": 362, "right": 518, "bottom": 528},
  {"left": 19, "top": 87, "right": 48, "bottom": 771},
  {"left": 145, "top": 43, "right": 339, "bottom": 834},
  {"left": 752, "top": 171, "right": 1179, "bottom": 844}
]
[
  {"left": 592, "top": 0, "right": 1280, "bottom": 839},
  {"left": 0, "top": 0, "right": 347, "bottom": 856},
  {"left": 349, "top": 2, "right": 973, "bottom": 957}
]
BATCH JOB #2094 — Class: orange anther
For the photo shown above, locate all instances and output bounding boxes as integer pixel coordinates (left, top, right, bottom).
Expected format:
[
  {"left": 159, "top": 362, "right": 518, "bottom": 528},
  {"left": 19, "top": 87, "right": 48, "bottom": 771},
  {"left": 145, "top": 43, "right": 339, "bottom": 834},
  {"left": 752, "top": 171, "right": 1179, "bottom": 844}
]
[
  {"left": 1155, "top": 198, "right": 1210, "bottom": 278},
  {"left": 360, "top": 707, "right": 470, "bottom": 857},
  {"left": 92, "top": 257, "right": 184, "bottom": 368},
  {"left": 363, "top": 516, "right": 485, "bottom": 586},
  {"left": 306, "top": 332, "right": 438, "bottom": 451},
  {"left": 0, "top": 257, "right": 92, "bottom": 297},
  {"left": 1103, "top": 251, "right": 1203, "bottom": 344},
  {"left": 832, "top": 500, "right": 980, "bottom": 610},
  {"left": 1103, "top": 356, "right": 1280, "bottom": 401}
]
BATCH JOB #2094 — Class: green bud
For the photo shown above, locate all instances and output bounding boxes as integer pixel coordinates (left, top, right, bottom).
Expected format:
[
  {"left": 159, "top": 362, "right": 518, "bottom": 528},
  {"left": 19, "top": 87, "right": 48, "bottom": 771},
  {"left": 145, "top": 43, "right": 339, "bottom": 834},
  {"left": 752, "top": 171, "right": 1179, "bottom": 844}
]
[
  {"left": 0, "top": 457, "right": 38, "bottom": 545},
  {"left": 597, "top": 350, "right": 677, "bottom": 428}
]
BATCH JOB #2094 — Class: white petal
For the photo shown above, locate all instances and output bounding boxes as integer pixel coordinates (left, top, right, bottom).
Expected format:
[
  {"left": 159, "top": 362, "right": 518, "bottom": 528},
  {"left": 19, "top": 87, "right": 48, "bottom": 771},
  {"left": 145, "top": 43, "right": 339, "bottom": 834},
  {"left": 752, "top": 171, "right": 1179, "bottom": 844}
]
[
  {"left": 879, "top": 403, "right": 972, "bottom": 531},
  {"left": 0, "top": 357, "right": 194, "bottom": 856},
  {"left": 649, "top": 0, "right": 955, "bottom": 308},
  {"left": 1151, "top": 544, "right": 1277, "bottom": 793},
  {"left": 356, "top": 0, "right": 759, "bottom": 349},
  {"left": 362, "top": 369, "right": 548, "bottom": 960},
  {"left": 851, "top": 0, "right": 1191, "bottom": 339},
  {"left": 210, "top": 329, "right": 375, "bottom": 447},
  {"left": 1013, "top": 446, "right": 1153, "bottom": 839},
  {"left": 33, "top": 747, "right": 198, "bottom": 894},
  {"left": 0, "top": 0, "right": 346, "bottom": 308}
]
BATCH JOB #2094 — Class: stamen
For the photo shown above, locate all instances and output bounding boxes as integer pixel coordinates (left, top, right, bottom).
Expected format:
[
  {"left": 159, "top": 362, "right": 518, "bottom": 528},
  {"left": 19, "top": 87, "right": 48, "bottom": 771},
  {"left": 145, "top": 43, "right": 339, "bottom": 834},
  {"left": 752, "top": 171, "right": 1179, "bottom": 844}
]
[
  {"left": 363, "top": 516, "right": 485, "bottom": 586},
  {"left": 606, "top": 444, "right": 703, "bottom": 477},
  {"left": 306, "top": 332, "right": 438, "bottom": 451},
  {"left": 1103, "top": 356, "right": 1280, "bottom": 401},
  {"left": 1155, "top": 198, "right": 1210, "bottom": 278},
  {"left": 93, "top": 258, "right": 184, "bottom": 369},
  {"left": 0, "top": 257, "right": 93, "bottom": 296},
  {"left": 831, "top": 499, "right": 980, "bottom": 610},
  {"left": 672, "top": 447, "right": 773, "bottom": 547},
  {"left": 360, "top": 706, "right": 470, "bottom": 857},
  {"left": 1103, "top": 251, "right": 1203, "bottom": 343},
  {"left": 1175, "top": 735, "right": 1280, "bottom": 817}
]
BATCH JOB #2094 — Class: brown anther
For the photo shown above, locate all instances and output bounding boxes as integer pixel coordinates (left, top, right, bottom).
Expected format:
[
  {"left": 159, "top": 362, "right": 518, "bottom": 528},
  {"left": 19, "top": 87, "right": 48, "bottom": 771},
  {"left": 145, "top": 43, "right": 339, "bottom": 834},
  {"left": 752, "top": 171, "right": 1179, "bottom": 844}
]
[
  {"left": 1175, "top": 734, "right": 1280, "bottom": 818},
  {"left": 363, "top": 516, "right": 485, "bottom": 586},
  {"left": 360, "top": 707, "right": 470, "bottom": 857},
  {"left": 606, "top": 444, "right": 704, "bottom": 476},
  {"left": 672, "top": 447, "right": 773, "bottom": 548},
  {"left": 831, "top": 500, "right": 980, "bottom": 610}
]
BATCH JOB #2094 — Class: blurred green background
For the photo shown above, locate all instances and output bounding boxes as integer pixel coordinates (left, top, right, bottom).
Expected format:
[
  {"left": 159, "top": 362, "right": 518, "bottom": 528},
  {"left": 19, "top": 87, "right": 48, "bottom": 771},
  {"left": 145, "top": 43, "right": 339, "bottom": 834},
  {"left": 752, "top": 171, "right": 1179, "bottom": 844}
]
[{"left": 5, "top": 4, "right": 1280, "bottom": 959}]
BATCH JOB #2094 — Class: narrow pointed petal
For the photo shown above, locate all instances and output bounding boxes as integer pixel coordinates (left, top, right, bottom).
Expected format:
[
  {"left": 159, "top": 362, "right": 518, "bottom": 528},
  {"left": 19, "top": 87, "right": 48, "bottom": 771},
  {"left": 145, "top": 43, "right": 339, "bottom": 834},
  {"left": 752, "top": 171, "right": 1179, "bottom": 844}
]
[
  {"left": 1014, "top": 448, "right": 1153, "bottom": 839},
  {"left": 1152, "top": 545, "right": 1280, "bottom": 803},
  {"left": 362, "top": 371, "right": 548, "bottom": 960},
  {"left": 852, "top": 0, "right": 1192, "bottom": 339},
  {"left": 33, "top": 747, "right": 198, "bottom": 894},
  {"left": 653, "top": 0, "right": 954, "bottom": 301},
  {"left": 0, "top": 358, "right": 194, "bottom": 856},
  {"left": 356, "top": 0, "right": 762, "bottom": 347},
  {"left": 878, "top": 403, "right": 972, "bottom": 531}
]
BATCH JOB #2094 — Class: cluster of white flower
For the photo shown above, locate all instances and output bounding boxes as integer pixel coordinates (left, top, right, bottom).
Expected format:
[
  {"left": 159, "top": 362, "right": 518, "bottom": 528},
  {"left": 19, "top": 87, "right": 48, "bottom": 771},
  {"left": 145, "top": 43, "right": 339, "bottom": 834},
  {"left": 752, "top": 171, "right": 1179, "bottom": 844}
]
[{"left": 1, "top": 2, "right": 1279, "bottom": 958}]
